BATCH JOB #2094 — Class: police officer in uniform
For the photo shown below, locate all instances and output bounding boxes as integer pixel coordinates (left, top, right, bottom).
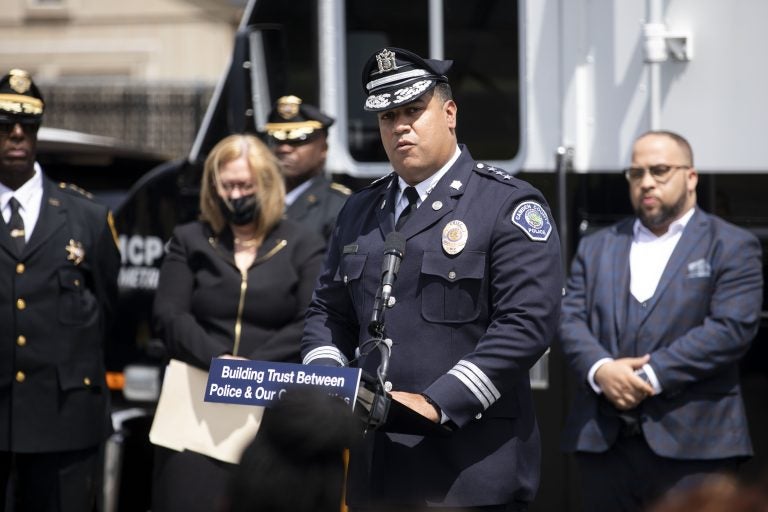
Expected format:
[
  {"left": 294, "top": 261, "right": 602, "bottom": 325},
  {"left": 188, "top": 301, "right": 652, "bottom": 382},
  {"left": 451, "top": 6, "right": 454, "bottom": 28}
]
[
  {"left": 265, "top": 95, "right": 350, "bottom": 241},
  {"left": 0, "top": 69, "right": 120, "bottom": 511},
  {"left": 301, "top": 48, "right": 563, "bottom": 511}
]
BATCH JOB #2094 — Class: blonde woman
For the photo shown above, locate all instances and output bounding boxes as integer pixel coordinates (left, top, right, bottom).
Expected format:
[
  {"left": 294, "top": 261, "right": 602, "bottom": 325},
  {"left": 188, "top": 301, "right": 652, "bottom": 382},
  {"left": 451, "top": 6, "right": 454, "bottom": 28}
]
[{"left": 151, "top": 134, "right": 325, "bottom": 512}]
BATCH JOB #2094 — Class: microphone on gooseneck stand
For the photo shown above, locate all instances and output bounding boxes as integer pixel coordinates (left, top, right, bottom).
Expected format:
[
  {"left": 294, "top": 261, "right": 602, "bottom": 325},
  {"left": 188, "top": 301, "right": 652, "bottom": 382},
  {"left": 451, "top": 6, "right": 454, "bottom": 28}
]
[
  {"left": 368, "top": 231, "right": 406, "bottom": 338},
  {"left": 361, "top": 232, "right": 406, "bottom": 431}
]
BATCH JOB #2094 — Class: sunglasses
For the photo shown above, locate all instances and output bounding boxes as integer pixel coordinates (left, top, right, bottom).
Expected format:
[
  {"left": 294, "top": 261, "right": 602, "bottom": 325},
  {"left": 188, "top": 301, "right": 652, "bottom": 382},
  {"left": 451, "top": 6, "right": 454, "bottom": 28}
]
[
  {"left": 623, "top": 164, "right": 690, "bottom": 183},
  {"left": 0, "top": 116, "right": 42, "bottom": 135}
]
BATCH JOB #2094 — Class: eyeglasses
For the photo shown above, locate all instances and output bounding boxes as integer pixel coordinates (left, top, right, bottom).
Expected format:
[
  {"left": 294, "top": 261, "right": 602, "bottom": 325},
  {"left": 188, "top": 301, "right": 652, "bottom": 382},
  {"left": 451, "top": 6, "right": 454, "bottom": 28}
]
[
  {"left": 0, "top": 116, "right": 41, "bottom": 135},
  {"left": 623, "top": 164, "right": 690, "bottom": 183},
  {"left": 219, "top": 181, "right": 255, "bottom": 193}
]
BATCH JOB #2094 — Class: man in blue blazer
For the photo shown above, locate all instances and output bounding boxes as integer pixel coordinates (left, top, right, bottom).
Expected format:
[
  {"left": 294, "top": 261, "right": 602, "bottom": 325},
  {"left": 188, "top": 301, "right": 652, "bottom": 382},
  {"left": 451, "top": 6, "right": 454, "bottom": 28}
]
[
  {"left": 302, "top": 47, "right": 562, "bottom": 511},
  {"left": 560, "top": 130, "right": 763, "bottom": 512}
]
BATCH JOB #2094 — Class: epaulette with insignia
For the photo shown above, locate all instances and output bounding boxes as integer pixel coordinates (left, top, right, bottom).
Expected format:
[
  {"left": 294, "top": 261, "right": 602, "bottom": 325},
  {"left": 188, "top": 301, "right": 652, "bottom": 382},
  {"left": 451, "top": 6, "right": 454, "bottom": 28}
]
[
  {"left": 58, "top": 182, "right": 94, "bottom": 199},
  {"left": 472, "top": 162, "right": 517, "bottom": 185},
  {"left": 329, "top": 182, "right": 352, "bottom": 195},
  {"left": 362, "top": 172, "right": 396, "bottom": 190}
]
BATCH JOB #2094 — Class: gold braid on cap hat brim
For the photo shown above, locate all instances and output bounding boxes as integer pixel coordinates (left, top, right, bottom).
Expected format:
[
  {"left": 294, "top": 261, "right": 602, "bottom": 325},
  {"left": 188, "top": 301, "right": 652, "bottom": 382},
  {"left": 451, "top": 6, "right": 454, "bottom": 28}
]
[
  {"left": 0, "top": 94, "right": 44, "bottom": 116},
  {"left": 265, "top": 120, "right": 324, "bottom": 141}
]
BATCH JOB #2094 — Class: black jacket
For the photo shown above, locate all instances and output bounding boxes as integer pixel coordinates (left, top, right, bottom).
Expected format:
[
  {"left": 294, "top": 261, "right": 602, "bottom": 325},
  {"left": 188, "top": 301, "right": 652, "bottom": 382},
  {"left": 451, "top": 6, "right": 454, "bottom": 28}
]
[
  {"left": 285, "top": 176, "right": 350, "bottom": 241},
  {"left": 153, "top": 218, "right": 325, "bottom": 370},
  {"left": 1, "top": 177, "right": 120, "bottom": 453}
]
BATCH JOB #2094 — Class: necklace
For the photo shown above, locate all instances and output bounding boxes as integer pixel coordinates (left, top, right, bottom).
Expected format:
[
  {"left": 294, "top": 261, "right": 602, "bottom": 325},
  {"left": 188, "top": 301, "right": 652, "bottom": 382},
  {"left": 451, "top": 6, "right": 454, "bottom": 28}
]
[{"left": 234, "top": 237, "right": 259, "bottom": 248}]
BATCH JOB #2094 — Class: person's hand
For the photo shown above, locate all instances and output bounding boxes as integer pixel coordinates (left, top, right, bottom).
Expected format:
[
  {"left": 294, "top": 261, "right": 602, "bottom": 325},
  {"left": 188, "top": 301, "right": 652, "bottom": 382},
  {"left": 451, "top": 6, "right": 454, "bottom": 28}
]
[
  {"left": 594, "top": 355, "right": 654, "bottom": 410},
  {"left": 390, "top": 391, "right": 440, "bottom": 423}
]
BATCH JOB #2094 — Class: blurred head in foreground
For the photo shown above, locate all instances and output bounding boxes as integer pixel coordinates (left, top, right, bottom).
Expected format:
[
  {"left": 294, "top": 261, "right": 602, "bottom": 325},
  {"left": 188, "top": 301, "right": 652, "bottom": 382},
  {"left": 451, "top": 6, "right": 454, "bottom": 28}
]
[{"left": 227, "top": 388, "right": 359, "bottom": 512}]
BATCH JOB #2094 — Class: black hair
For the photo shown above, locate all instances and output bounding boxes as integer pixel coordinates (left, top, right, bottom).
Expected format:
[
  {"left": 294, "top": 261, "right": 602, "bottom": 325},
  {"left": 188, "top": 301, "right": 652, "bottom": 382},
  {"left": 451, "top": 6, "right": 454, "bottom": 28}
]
[{"left": 226, "top": 388, "right": 359, "bottom": 512}]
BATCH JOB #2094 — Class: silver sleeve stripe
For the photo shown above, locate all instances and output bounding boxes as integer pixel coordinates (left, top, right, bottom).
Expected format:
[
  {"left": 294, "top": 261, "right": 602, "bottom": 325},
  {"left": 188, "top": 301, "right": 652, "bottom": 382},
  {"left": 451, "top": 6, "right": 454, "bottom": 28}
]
[
  {"left": 448, "top": 360, "right": 501, "bottom": 409},
  {"left": 366, "top": 69, "right": 429, "bottom": 91},
  {"left": 302, "top": 346, "right": 348, "bottom": 366}
]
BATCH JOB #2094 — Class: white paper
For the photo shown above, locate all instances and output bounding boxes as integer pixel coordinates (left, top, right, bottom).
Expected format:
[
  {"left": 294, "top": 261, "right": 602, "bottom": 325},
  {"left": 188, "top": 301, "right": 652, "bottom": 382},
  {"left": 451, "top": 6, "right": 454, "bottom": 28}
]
[{"left": 148, "top": 359, "right": 264, "bottom": 464}]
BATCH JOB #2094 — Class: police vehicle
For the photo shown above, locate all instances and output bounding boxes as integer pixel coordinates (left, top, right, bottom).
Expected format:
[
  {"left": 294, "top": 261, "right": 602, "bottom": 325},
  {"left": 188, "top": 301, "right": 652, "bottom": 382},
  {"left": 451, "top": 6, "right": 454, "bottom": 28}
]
[{"left": 109, "top": 0, "right": 768, "bottom": 510}]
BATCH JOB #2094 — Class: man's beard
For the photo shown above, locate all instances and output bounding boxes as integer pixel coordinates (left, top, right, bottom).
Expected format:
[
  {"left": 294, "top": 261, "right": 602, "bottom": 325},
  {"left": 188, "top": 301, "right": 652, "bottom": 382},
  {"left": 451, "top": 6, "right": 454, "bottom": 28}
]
[{"left": 637, "top": 190, "right": 687, "bottom": 232}]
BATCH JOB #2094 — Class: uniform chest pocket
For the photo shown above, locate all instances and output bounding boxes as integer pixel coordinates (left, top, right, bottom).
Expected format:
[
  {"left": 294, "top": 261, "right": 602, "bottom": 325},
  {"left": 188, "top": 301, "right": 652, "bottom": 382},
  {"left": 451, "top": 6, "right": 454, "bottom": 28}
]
[
  {"left": 338, "top": 253, "right": 368, "bottom": 311},
  {"left": 420, "top": 251, "right": 486, "bottom": 323},
  {"left": 58, "top": 267, "right": 97, "bottom": 325}
]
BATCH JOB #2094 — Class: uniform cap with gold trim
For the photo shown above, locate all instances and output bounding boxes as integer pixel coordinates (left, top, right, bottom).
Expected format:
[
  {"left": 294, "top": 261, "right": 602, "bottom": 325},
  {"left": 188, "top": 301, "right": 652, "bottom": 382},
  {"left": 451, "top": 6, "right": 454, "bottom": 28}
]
[
  {"left": 361, "top": 47, "right": 452, "bottom": 112},
  {"left": 265, "top": 95, "right": 334, "bottom": 142},
  {"left": 0, "top": 69, "right": 44, "bottom": 118}
]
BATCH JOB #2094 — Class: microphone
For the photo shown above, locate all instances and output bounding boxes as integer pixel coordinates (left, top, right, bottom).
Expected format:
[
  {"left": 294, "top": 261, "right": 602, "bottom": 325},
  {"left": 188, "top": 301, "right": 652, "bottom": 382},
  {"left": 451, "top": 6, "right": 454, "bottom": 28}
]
[
  {"left": 380, "top": 231, "right": 406, "bottom": 304},
  {"left": 368, "top": 232, "right": 406, "bottom": 337}
]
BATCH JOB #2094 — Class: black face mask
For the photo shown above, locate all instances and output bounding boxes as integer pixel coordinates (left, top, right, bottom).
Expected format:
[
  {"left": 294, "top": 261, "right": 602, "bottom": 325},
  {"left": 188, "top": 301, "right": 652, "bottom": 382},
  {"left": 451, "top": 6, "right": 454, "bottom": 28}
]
[{"left": 218, "top": 194, "right": 260, "bottom": 226}]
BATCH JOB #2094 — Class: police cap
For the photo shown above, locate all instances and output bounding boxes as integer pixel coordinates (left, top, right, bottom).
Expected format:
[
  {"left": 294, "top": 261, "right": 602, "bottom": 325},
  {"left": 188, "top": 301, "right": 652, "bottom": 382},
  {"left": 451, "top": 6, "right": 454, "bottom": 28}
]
[
  {"left": 265, "top": 95, "right": 334, "bottom": 143},
  {"left": 0, "top": 69, "right": 44, "bottom": 119},
  {"left": 361, "top": 47, "right": 452, "bottom": 112}
]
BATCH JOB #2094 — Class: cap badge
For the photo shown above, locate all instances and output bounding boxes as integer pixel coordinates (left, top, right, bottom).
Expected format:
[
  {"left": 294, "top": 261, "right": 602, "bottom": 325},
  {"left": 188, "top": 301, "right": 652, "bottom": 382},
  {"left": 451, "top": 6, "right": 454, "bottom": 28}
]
[
  {"left": 442, "top": 220, "right": 468, "bottom": 255},
  {"left": 66, "top": 239, "right": 86, "bottom": 265},
  {"left": 376, "top": 49, "right": 397, "bottom": 74},
  {"left": 511, "top": 201, "right": 552, "bottom": 242},
  {"left": 8, "top": 69, "right": 31, "bottom": 94},
  {"left": 277, "top": 95, "right": 301, "bottom": 120}
]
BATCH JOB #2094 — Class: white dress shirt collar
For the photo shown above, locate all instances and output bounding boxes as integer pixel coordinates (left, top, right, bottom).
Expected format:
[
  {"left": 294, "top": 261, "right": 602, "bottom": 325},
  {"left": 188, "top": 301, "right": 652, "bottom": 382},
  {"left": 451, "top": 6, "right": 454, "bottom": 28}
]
[
  {"left": 1, "top": 163, "right": 44, "bottom": 240},
  {"left": 396, "top": 145, "right": 461, "bottom": 212}
]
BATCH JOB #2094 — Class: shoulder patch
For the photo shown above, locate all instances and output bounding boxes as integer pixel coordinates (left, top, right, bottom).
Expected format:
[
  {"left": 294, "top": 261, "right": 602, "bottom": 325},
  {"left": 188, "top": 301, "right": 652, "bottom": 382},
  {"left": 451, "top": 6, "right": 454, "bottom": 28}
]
[
  {"left": 472, "top": 162, "right": 517, "bottom": 185},
  {"left": 329, "top": 182, "right": 352, "bottom": 195},
  {"left": 511, "top": 201, "right": 552, "bottom": 242},
  {"left": 58, "top": 182, "right": 94, "bottom": 200}
]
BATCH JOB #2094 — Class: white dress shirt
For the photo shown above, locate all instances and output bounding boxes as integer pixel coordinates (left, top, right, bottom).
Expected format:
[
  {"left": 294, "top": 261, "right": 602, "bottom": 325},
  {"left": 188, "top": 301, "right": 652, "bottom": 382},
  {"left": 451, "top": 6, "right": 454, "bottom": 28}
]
[
  {"left": 394, "top": 146, "right": 461, "bottom": 219},
  {"left": 0, "top": 163, "right": 44, "bottom": 242}
]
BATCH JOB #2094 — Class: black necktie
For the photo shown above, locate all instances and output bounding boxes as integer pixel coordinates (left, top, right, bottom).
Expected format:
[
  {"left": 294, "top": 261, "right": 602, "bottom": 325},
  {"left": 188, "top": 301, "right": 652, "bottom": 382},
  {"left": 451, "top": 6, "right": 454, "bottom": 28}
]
[
  {"left": 396, "top": 186, "right": 419, "bottom": 230},
  {"left": 6, "top": 197, "right": 25, "bottom": 254}
]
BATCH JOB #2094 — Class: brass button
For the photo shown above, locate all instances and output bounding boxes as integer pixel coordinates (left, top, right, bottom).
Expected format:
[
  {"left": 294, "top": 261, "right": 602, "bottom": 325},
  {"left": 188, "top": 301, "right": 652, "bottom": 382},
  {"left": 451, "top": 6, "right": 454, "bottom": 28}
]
[
  {"left": 74, "top": 279, "right": 80, "bottom": 287},
  {"left": 15, "top": 371, "right": 25, "bottom": 383},
  {"left": 16, "top": 335, "right": 26, "bottom": 347},
  {"left": 16, "top": 263, "right": 25, "bottom": 274},
  {"left": 448, "top": 271, "right": 457, "bottom": 280},
  {"left": 83, "top": 377, "right": 92, "bottom": 386},
  {"left": 16, "top": 298, "right": 26, "bottom": 310}
]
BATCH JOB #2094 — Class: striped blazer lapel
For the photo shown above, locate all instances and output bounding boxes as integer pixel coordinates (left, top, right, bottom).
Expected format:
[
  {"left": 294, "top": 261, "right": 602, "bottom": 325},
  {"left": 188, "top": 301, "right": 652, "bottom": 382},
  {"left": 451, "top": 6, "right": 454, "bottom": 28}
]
[{"left": 642, "top": 209, "right": 708, "bottom": 321}]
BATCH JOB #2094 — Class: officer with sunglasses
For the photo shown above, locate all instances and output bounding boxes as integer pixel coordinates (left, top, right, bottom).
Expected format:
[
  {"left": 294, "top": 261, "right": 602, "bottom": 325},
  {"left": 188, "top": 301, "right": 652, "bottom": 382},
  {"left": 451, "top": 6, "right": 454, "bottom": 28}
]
[
  {"left": 559, "top": 130, "right": 763, "bottom": 512},
  {"left": 265, "top": 95, "right": 351, "bottom": 242},
  {"left": 0, "top": 69, "right": 120, "bottom": 511}
]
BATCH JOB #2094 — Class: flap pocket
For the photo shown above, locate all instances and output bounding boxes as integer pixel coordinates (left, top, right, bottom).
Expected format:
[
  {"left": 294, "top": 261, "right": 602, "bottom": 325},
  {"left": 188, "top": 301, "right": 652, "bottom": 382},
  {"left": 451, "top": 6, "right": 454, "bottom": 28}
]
[
  {"left": 58, "top": 363, "right": 102, "bottom": 392},
  {"left": 421, "top": 251, "right": 486, "bottom": 281},
  {"left": 59, "top": 267, "right": 85, "bottom": 291},
  {"left": 421, "top": 251, "right": 486, "bottom": 323},
  {"left": 339, "top": 253, "right": 367, "bottom": 283}
]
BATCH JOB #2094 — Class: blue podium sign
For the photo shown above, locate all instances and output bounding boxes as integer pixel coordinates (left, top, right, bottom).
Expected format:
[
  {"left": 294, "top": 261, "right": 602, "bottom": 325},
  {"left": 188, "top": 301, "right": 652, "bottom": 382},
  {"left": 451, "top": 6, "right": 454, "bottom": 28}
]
[{"left": 204, "top": 359, "right": 361, "bottom": 409}]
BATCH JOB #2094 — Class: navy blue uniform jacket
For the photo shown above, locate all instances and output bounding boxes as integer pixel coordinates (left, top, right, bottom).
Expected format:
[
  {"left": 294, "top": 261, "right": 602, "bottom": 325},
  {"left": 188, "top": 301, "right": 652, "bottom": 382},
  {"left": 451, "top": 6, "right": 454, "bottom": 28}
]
[
  {"left": 301, "top": 147, "right": 563, "bottom": 508},
  {"left": 1, "top": 177, "right": 119, "bottom": 453},
  {"left": 560, "top": 209, "right": 762, "bottom": 459}
]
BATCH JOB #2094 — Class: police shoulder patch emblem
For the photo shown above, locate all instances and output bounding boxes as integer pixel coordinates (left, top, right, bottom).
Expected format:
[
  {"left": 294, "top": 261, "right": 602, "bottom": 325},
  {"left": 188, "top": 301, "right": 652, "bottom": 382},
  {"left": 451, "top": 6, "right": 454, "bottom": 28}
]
[{"left": 511, "top": 201, "right": 552, "bottom": 242}]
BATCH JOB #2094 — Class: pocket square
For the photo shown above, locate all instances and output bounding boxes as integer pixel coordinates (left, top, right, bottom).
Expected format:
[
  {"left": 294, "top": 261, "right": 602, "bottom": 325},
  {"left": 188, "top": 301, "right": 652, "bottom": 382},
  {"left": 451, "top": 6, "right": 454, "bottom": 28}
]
[{"left": 686, "top": 258, "right": 711, "bottom": 278}]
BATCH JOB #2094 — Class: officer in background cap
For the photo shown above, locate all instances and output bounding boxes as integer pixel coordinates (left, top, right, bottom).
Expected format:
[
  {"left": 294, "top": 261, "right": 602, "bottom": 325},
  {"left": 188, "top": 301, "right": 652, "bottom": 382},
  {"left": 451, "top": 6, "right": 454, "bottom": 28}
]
[
  {"left": 265, "top": 95, "right": 350, "bottom": 242},
  {"left": 0, "top": 69, "right": 119, "bottom": 511},
  {"left": 302, "top": 48, "right": 562, "bottom": 511}
]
